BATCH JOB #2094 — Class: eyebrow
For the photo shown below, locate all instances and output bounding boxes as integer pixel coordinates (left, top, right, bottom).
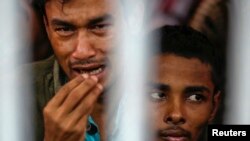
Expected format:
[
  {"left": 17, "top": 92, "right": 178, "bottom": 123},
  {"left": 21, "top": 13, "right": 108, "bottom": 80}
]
[
  {"left": 149, "top": 82, "right": 170, "bottom": 92},
  {"left": 87, "top": 14, "right": 113, "bottom": 26},
  {"left": 51, "top": 19, "right": 73, "bottom": 27},
  {"left": 149, "top": 83, "right": 211, "bottom": 94},
  {"left": 184, "top": 86, "right": 211, "bottom": 94},
  {"left": 50, "top": 14, "right": 113, "bottom": 27}
]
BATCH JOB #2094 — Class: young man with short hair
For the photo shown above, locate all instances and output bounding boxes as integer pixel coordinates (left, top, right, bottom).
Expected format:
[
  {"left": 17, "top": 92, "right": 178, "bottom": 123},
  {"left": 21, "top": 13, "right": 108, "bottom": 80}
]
[
  {"left": 33, "top": 0, "right": 115, "bottom": 140},
  {"left": 149, "top": 26, "right": 222, "bottom": 141}
]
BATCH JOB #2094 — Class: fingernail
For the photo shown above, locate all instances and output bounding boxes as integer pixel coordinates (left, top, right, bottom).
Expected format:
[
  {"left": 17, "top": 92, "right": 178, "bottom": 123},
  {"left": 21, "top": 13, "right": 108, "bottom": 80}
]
[
  {"left": 97, "top": 84, "right": 103, "bottom": 91},
  {"left": 90, "top": 76, "right": 98, "bottom": 82},
  {"left": 82, "top": 74, "right": 89, "bottom": 79}
]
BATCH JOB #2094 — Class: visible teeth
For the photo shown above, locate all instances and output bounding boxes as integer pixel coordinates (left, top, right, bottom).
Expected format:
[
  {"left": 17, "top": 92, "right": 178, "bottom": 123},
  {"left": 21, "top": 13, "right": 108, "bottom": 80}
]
[
  {"left": 80, "top": 67, "right": 103, "bottom": 75},
  {"left": 89, "top": 67, "right": 103, "bottom": 75}
]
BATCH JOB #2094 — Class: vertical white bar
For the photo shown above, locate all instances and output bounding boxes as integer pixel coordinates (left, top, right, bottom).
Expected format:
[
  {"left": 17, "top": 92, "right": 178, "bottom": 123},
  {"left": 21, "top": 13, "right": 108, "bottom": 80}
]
[
  {"left": 225, "top": 0, "right": 250, "bottom": 124},
  {"left": 109, "top": 0, "right": 155, "bottom": 140},
  {"left": 0, "top": 0, "right": 33, "bottom": 141}
]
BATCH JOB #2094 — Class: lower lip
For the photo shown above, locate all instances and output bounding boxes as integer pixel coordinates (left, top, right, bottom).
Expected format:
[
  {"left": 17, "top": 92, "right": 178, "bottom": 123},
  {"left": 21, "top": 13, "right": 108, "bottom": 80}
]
[
  {"left": 93, "top": 66, "right": 108, "bottom": 81},
  {"left": 161, "top": 136, "right": 187, "bottom": 141}
]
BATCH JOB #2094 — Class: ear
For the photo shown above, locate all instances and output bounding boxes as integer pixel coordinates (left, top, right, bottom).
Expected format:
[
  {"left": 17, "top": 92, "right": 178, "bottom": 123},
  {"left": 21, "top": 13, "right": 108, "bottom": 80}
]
[{"left": 208, "top": 91, "right": 221, "bottom": 123}]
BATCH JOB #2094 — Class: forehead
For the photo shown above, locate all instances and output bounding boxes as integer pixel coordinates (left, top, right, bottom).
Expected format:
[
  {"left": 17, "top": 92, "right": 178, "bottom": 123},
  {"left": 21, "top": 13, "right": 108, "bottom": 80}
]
[
  {"left": 153, "top": 54, "right": 214, "bottom": 89},
  {"left": 45, "top": 0, "right": 113, "bottom": 23}
]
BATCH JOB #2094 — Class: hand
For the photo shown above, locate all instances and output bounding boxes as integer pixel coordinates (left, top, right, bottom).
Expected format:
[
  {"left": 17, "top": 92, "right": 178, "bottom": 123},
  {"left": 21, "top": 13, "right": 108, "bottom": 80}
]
[{"left": 43, "top": 74, "right": 103, "bottom": 141}]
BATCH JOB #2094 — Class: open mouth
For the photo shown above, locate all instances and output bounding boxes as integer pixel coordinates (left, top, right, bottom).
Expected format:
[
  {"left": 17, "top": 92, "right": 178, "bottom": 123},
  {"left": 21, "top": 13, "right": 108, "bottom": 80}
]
[{"left": 73, "top": 65, "right": 106, "bottom": 76}]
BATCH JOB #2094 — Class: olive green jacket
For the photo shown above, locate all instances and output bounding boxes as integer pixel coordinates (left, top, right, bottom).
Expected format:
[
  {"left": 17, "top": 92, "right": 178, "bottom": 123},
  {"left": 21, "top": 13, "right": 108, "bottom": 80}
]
[{"left": 31, "top": 56, "right": 66, "bottom": 141}]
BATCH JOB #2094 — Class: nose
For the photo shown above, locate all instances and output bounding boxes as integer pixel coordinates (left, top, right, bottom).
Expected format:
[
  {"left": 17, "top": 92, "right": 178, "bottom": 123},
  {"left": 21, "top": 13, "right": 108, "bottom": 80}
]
[
  {"left": 72, "top": 32, "right": 97, "bottom": 60},
  {"left": 164, "top": 98, "right": 186, "bottom": 125}
]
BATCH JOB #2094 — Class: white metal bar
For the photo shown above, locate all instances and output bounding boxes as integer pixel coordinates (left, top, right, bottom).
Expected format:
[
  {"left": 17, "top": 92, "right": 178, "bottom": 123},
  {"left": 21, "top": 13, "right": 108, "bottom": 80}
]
[
  {"left": 0, "top": 0, "right": 33, "bottom": 141},
  {"left": 108, "top": 0, "right": 155, "bottom": 140},
  {"left": 225, "top": 0, "right": 250, "bottom": 124}
]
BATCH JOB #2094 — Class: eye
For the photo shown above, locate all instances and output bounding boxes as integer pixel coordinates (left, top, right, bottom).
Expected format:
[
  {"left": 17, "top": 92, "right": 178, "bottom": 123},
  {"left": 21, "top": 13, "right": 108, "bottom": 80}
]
[
  {"left": 55, "top": 26, "right": 75, "bottom": 37},
  {"left": 89, "top": 23, "right": 113, "bottom": 35},
  {"left": 149, "top": 91, "right": 166, "bottom": 102},
  {"left": 187, "top": 94, "right": 205, "bottom": 102}
]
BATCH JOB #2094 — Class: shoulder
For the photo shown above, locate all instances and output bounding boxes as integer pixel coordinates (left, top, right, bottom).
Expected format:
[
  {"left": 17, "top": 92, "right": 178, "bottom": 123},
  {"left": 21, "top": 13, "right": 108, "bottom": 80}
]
[
  {"left": 30, "top": 56, "right": 55, "bottom": 76},
  {"left": 20, "top": 56, "right": 55, "bottom": 85},
  {"left": 23, "top": 56, "right": 57, "bottom": 141},
  {"left": 27, "top": 55, "right": 56, "bottom": 95},
  {"left": 23, "top": 56, "right": 56, "bottom": 107}
]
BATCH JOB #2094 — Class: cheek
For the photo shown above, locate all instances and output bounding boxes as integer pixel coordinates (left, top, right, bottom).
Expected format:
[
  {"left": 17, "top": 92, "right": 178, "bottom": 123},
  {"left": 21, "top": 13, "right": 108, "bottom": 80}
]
[
  {"left": 149, "top": 104, "right": 166, "bottom": 129},
  {"left": 51, "top": 36, "right": 76, "bottom": 55},
  {"left": 50, "top": 37, "right": 75, "bottom": 76},
  {"left": 47, "top": 26, "right": 76, "bottom": 56},
  {"left": 94, "top": 36, "right": 114, "bottom": 53},
  {"left": 185, "top": 104, "right": 212, "bottom": 140},
  {"left": 54, "top": 43, "right": 74, "bottom": 57},
  {"left": 50, "top": 37, "right": 76, "bottom": 64},
  {"left": 186, "top": 103, "right": 213, "bottom": 123}
]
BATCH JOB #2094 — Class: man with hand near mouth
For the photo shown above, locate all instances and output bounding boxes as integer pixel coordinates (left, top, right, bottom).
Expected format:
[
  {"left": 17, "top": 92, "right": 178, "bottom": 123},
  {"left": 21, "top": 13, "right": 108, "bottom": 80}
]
[
  {"left": 32, "top": 0, "right": 115, "bottom": 140},
  {"left": 149, "top": 26, "right": 222, "bottom": 141}
]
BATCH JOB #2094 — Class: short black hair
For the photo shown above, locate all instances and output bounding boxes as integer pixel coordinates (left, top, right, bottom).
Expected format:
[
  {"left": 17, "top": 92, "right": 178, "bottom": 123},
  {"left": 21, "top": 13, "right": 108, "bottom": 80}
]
[
  {"left": 37, "top": 0, "right": 69, "bottom": 15},
  {"left": 151, "top": 25, "right": 223, "bottom": 93},
  {"left": 36, "top": 0, "right": 46, "bottom": 15}
]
